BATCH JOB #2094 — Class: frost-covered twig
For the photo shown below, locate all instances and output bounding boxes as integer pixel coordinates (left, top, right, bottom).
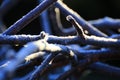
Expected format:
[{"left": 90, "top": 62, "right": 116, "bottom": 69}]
[
  {"left": 55, "top": 0, "right": 107, "bottom": 37},
  {"left": 4, "top": 37, "right": 119, "bottom": 79},
  {"left": 38, "top": 0, "right": 52, "bottom": 34},
  {"left": 16, "top": 54, "right": 68, "bottom": 74},
  {"left": 0, "top": 0, "right": 120, "bottom": 79},
  {"left": 46, "top": 15, "right": 120, "bottom": 48},
  {"left": 29, "top": 53, "right": 58, "bottom": 80},
  {"left": 49, "top": 6, "right": 76, "bottom": 36},
  {"left": 66, "top": 15, "right": 85, "bottom": 38},
  {"left": 0, "top": 32, "right": 120, "bottom": 48},
  {"left": 47, "top": 31, "right": 120, "bottom": 48},
  {"left": 0, "top": 34, "right": 42, "bottom": 45},
  {"left": 0, "top": 39, "right": 74, "bottom": 79},
  {"left": 2, "top": 0, "right": 58, "bottom": 35}
]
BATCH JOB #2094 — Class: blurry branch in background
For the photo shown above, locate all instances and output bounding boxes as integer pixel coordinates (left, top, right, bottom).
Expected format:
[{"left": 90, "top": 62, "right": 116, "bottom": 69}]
[
  {"left": 38, "top": 0, "right": 52, "bottom": 34},
  {"left": 49, "top": 6, "right": 76, "bottom": 36},
  {"left": 89, "top": 17, "right": 120, "bottom": 30}
]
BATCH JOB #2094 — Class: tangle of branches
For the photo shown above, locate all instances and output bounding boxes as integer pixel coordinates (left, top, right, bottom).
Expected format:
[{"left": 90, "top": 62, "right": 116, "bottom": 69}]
[{"left": 0, "top": 0, "right": 120, "bottom": 80}]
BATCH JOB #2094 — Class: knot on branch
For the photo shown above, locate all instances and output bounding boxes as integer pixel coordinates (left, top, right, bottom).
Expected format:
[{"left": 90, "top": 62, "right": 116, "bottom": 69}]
[{"left": 40, "top": 31, "right": 47, "bottom": 39}]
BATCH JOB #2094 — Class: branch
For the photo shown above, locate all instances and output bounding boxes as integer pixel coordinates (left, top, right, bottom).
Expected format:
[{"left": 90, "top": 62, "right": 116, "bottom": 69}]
[
  {"left": 46, "top": 15, "right": 120, "bottom": 48},
  {"left": 38, "top": 0, "right": 52, "bottom": 34},
  {"left": 29, "top": 53, "right": 58, "bottom": 80},
  {"left": 89, "top": 17, "right": 120, "bottom": 29},
  {"left": 0, "top": 34, "right": 42, "bottom": 45},
  {"left": 55, "top": 0, "right": 107, "bottom": 37},
  {"left": 49, "top": 6, "right": 76, "bottom": 36},
  {"left": 0, "top": 32, "right": 120, "bottom": 48},
  {"left": 2, "top": 0, "right": 58, "bottom": 35},
  {"left": 66, "top": 15, "right": 85, "bottom": 38}
]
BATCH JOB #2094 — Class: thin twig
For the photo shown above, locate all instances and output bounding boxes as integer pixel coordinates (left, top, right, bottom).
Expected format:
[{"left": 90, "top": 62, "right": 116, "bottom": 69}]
[
  {"left": 55, "top": 0, "right": 107, "bottom": 37},
  {"left": 66, "top": 15, "right": 85, "bottom": 38},
  {"left": 89, "top": 17, "right": 120, "bottom": 29},
  {"left": 46, "top": 15, "right": 120, "bottom": 48},
  {"left": 0, "top": 34, "right": 42, "bottom": 45},
  {"left": 29, "top": 53, "right": 58, "bottom": 80},
  {"left": 38, "top": 0, "right": 52, "bottom": 34},
  {"left": 49, "top": 6, "right": 76, "bottom": 36},
  {"left": 2, "top": 0, "right": 58, "bottom": 35}
]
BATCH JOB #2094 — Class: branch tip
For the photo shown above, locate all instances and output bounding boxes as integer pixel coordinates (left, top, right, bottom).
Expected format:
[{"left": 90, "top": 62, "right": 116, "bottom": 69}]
[{"left": 66, "top": 15, "right": 85, "bottom": 39}]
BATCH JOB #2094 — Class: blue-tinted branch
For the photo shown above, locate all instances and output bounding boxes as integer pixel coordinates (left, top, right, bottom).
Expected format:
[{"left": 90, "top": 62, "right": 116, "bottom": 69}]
[
  {"left": 0, "top": 34, "right": 42, "bottom": 45},
  {"left": 49, "top": 6, "right": 76, "bottom": 36},
  {"left": 55, "top": 0, "right": 107, "bottom": 37},
  {"left": 89, "top": 17, "right": 120, "bottom": 29},
  {"left": 2, "top": 0, "right": 58, "bottom": 35},
  {"left": 29, "top": 53, "right": 58, "bottom": 80},
  {"left": 38, "top": 0, "right": 52, "bottom": 34}
]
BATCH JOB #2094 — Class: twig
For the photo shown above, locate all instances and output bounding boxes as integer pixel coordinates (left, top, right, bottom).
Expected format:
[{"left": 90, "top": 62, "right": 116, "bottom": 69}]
[
  {"left": 56, "top": 48, "right": 120, "bottom": 80},
  {"left": 0, "top": 0, "right": 120, "bottom": 79},
  {"left": 25, "top": 52, "right": 46, "bottom": 61},
  {"left": 46, "top": 16, "right": 120, "bottom": 48},
  {"left": 0, "top": 32, "right": 119, "bottom": 48},
  {"left": 75, "top": 49, "right": 120, "bottom": 61},
  {"left": 0, "top": 34, "right": 42, "bottom": 45},
  {"left": 47, "top": 32, "right": 120, "bottom": 48},
  {"left": 54, "top": 3, "right": 120, "bottom": 80},
  {"left": 110, "top": 34, "right": 120, "bottom": 39},
  {"left": 0, "top": 39, "right": 71, "bottom": 78},
  {"left": 0, "top": 38, "right": 82, "bottom": 79},
  {"left": 49, "top": 6, "right": 76, "bottom": 36},
  {"left": 2, "top": 0, "right": 58, "bottom": 35},
  {"left": 29, "top": 53, "right": 58, "bottom": 80},
  {"left": 0, "top": 31, "right": 45, "bottom": 45},
  {"left": 38, "top": 0, "right": 52, "bottom": 34},
  {"left": 55, "top": 0, "right": 107, "bottom": 37},
  {"left": 89, "top": 17, "right": 120, "bottom": 29},
  {"left": 16, "top": 54, "right": 68, "bottom": 73},
  {"left": 66, "top": 15, "right": 85, "bottom": 38}
]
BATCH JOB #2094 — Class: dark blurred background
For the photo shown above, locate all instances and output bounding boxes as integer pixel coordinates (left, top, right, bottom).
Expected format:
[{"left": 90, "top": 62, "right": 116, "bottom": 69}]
[{"left": 64, "top": 0, "right": 120, "bottom": 20}]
